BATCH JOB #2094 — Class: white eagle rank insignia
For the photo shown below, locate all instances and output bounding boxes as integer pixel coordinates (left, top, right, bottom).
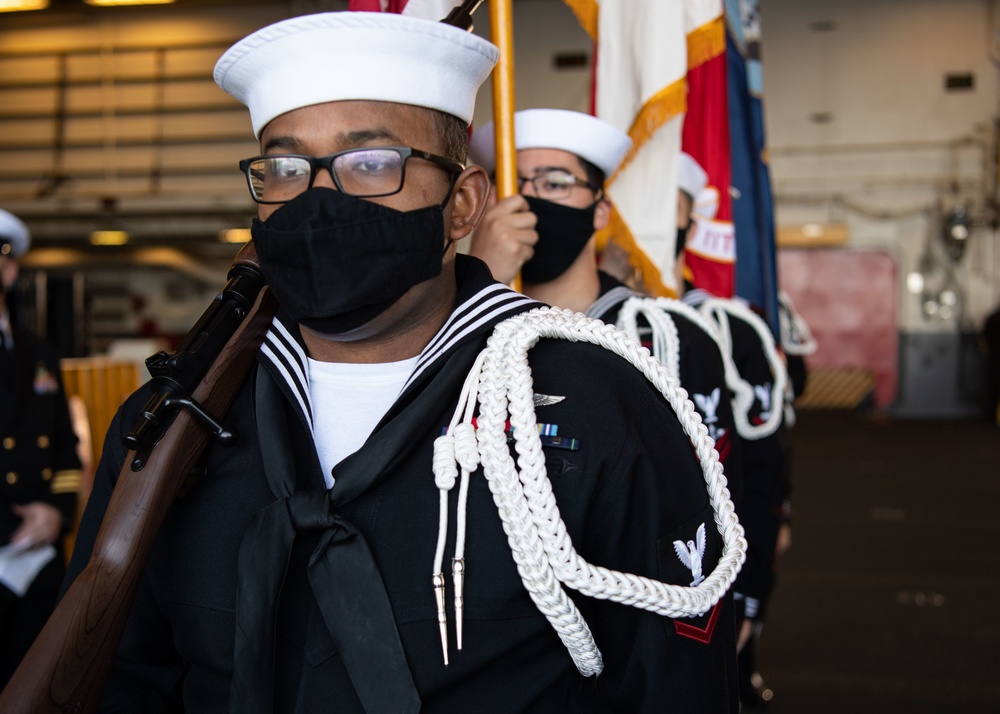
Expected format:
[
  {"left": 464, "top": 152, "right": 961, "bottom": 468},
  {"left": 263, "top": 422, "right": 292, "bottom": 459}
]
[
  {"left": 754, "top": 382, "right": 773, "bottom": 420},
  {"left": 673, "top": 522, "right": 707, "bottom": 587},
  {"left": 692, "top": 388, "right": 726, "bottom": 442}
]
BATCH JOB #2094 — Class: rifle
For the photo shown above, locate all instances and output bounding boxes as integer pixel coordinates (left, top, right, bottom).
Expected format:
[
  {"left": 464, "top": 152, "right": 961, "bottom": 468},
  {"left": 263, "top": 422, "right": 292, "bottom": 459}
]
[
  {"left": 441, "top": 0, "right": 483, "bottom": 30},
  {"left": 0, "top": 242, "right": 277, "bottom": 713}
]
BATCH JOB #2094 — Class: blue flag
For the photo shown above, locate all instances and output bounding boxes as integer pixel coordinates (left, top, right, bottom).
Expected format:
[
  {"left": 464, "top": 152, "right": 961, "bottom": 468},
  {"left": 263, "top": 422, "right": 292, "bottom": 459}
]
[{"left": 726, "top": 0, "right": 780, "bottom": 341}]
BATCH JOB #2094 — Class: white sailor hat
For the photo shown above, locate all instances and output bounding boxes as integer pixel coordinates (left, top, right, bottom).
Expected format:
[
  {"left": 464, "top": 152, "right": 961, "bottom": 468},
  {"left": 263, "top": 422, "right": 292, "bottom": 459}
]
[
  {"left": 214, "top": 12, "right": 499, "bottom": 139},
  {"left": 678, "top": 152, "right": 709, "bottom": 199},
  {"left": 0, "top": 208, "right": 30, "bottom": 258},
  {"left": 469, "top": 108, "right": 632, "bottom": 179}
]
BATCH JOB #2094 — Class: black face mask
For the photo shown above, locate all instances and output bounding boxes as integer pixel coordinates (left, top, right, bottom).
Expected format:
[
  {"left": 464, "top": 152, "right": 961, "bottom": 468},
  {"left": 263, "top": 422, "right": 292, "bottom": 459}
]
[
  {"left": 521, "top": 195, "right": 597, "bottom": 284},
  {"left": 676, "top": 221, "right": 692, "bottom": 258},
  {"left": 251, "top": 187, "right": 449, "bottom": 335}
]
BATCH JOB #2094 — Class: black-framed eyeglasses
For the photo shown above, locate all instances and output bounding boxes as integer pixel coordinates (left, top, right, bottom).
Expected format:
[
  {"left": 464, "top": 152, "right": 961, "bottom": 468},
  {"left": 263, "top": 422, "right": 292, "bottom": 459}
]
[
  {"left": 239, "top": 146, "right": 466, "bottom": 204},
  {"left": 517, "top": 169, "right": 602, "bottom": 202}
]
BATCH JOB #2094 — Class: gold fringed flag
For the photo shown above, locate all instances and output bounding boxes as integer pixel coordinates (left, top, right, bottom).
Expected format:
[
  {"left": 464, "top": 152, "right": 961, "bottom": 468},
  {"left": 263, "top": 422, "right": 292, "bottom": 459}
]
[{"left": 564, "top": 0, "right": 689, "bottom": 298}]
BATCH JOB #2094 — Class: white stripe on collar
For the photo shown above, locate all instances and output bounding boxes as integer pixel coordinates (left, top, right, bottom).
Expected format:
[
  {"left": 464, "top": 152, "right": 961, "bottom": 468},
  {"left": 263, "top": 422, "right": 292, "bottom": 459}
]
[
  {"left": 270, "top": 319, "right": 309, "bottom": 385},
  {"left": 683, "top": 288, "right": 753, "bottom": 312},
  {"left": 260, "top": 340, "right": 312, "bottom": 429},
  {"left": 681, "top": 288, "right": 712, "bottom": 308},
  {"left": 586, "top": 285, "right": 641, "bottom": 320},
  {"left": 404, "top": 285, "right": 538, "bottom": 392},
  {"left": 259, "top": 283, "right": 539, "bottom": 430}
]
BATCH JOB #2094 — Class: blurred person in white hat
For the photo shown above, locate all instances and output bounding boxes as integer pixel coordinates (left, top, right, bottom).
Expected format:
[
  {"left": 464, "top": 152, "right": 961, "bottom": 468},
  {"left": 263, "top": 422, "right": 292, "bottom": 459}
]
[
  {"left": 673, "top": 151, "right": 709, "bottom": 291},
  {"left": 468, "top": 108, "right": 629, "bottom": 308},
  {"left": 469, "top": 121, "right": 742, "bottom": 479},
  {"left": 595, "top": 150, "right": 707, "bottom": 295},
  {"left": 66, "top": 13, "right": 742, "bottom": 714},
  {"left": 467, "top": 115, "right": 708, "bottom": 310},
  {"left": 0, "top": 208, "right": 82, "bottom": 689}
]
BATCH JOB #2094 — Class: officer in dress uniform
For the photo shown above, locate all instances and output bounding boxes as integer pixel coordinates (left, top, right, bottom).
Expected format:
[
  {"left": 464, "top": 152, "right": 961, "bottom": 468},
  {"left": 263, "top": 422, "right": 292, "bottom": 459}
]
[{"left": 0, "top": 208, "right": 82, "bottom": 688}]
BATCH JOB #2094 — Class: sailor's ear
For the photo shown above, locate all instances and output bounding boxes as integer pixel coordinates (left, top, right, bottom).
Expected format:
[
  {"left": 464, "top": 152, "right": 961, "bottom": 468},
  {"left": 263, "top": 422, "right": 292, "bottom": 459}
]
[
  {"left": 447, "top": 165, "right": 490, "bottom": 243},
  {"left": 593, "top": 196, "right": 611, "bottom": 232}
]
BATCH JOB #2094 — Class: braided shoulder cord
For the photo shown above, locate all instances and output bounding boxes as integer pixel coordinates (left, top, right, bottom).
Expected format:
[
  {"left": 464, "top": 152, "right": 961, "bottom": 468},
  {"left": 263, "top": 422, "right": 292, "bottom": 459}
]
[
  {"left": 616, "top": 297, "right": 682, "bottom": 378},
  {"left": 651, "top": 297, "right": 725, "bottom": 346},
  {"left": 698, "top": 298, "right": 787, "bottom": 440},
  {"left": 779, "top": 290, "right": 818, "bottom": 356},
  {"left": 616, "top": 296, "right": 727, "bottom": 379},
  {"left": 432, "top": 307, "right": 746, "bottom": 676}
]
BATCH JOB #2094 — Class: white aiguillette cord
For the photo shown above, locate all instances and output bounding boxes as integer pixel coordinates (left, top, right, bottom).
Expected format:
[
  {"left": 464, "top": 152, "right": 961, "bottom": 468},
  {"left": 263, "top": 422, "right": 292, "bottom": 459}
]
[
  {"left": 431, "top": 307, "right": 746, "bottom": 675},
  {"left": 616, "top": 295, "right": 727, "bottom": 380},
  {"left": 698, "top": 298, "right": 787, "bottom": 441},
  {"left": 431, "top": 350, "right": 485, "bottom": 665}
]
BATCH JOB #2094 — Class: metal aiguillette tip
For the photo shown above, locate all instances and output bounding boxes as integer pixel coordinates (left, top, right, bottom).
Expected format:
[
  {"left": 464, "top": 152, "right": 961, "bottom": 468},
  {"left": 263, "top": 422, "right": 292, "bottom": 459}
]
[
  {"left": 452, "top": 558, "right": 465, "bottom": 651},
  {"left": 433, "top": 572, "right": 449, "bottom": 666}
]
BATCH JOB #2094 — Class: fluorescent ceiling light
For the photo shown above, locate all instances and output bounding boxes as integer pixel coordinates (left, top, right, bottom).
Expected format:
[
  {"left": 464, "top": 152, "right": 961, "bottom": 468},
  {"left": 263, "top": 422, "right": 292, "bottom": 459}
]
[
  {"left": 90, "top": 230, "right": 130, "bottom": 246},
  {"left": 219, "top": 228, "right": 251, "bottom": 244},
  {"left": 0, "top": 0, "right": 49, "bottom": 12},
  {"left": 84, "top": 0, "right": 175, "bottom": 6}
]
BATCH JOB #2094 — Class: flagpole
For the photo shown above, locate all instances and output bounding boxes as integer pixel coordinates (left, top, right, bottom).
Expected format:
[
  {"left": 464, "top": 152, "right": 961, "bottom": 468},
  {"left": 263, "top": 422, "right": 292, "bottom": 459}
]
[
  {"left": 488, "top": 0, "right": 520, "bottom": 289},
  {"left": 489, "top": 0, "right": 516, "bottom": 199}
]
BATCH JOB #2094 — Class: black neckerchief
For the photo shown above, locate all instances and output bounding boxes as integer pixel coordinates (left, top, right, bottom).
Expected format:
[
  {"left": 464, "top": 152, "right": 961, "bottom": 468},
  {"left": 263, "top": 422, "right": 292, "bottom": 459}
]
[{"left": 230, "top": 255, "right": 541, "bottom": 713}]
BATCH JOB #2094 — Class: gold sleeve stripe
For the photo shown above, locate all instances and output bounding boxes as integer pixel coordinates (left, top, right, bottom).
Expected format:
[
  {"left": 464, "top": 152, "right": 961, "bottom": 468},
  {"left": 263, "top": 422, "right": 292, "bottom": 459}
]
[
  {"left": 687, "top": 16, "right": 726, "bottom": 70},
  {"left": 51, "top": 469, "right": 82, "bottom": 494}
]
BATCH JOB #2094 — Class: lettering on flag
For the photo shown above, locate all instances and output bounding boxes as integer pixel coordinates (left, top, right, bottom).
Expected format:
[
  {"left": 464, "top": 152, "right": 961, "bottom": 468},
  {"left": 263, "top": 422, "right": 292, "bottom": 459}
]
[
  {"left": 689, "top": 217, "right": 734, "bottom": 263},
  {"left": 685, "top": 215, "right": 735, "bottom": 298}
]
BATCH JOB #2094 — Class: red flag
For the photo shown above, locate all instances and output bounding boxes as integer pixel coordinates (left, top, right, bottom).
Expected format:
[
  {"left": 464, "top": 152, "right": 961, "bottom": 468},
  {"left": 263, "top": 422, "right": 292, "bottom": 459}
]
[
  {"left": 348, "top": 0, "right": 408, "bottom": 11},
  {"left": 348, "top": 0, "right": 460, "bottom": 19},
  {"left": 681, "top": 0, "right": 735, "bottom": 297}
]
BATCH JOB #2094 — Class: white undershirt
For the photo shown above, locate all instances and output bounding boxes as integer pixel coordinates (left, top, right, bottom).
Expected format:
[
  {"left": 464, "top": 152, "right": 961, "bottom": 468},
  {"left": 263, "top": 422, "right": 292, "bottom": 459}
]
[{"left": 308, "top": 355, "right": 419, "bottom": 489}]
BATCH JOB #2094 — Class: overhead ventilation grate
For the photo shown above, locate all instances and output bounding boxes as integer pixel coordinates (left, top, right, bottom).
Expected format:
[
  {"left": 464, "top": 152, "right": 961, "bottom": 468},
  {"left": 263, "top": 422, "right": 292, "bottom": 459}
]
[{"left": 945, "top": 73, "right": 974, "bottom": 91}]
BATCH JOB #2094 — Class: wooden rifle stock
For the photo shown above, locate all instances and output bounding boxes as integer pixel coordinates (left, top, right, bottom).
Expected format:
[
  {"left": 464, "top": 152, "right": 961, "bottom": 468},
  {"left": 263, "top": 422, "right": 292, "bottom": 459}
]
[{"left": 0, "top": 243, "right": 277, "bottom": 713}]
